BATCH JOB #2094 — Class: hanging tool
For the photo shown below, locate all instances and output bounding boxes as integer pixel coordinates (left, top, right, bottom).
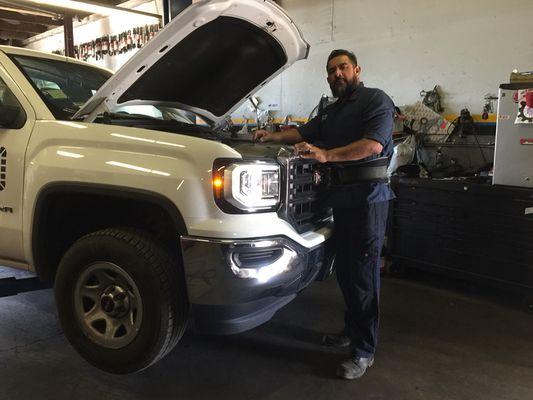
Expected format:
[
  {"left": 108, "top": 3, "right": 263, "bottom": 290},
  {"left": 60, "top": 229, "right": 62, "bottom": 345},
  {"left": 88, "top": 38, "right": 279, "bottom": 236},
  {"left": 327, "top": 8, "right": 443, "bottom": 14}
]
[
  {"left": 482, "top": 94, "right": 498, "bottom": 120},
  {"left": 420, "top": 85, "right": 444, "bottom": 113}
]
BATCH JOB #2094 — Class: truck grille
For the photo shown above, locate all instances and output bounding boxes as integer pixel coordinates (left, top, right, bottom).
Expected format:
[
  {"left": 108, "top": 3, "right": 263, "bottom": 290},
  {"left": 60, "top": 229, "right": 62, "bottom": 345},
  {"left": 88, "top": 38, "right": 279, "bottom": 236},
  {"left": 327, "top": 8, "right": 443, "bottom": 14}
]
[
  {"left": 0, "top": 147, "right": 6, "bottom": 191},
  {"left": 279, "top": 158, "right": 331, "bottom": 233}
]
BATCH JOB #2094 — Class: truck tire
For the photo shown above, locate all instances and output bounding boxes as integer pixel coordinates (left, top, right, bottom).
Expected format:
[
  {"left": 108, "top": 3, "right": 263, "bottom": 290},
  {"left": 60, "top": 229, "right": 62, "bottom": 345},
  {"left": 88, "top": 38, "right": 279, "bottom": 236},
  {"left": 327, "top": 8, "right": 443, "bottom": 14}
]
[{"left": 54, "top": 228, "right": 188, "bottom": 373}]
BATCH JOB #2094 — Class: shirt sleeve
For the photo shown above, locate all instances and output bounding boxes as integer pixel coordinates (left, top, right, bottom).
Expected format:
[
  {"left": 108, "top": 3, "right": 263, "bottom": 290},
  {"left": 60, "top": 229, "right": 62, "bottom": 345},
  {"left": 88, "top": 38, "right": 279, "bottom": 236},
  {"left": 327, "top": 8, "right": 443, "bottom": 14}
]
[
  {"left": 362, "top": 90, "right": 395, "bottom": 148},
  {"left": 296, "top": 114, "right": 321, "bottom": 142}
]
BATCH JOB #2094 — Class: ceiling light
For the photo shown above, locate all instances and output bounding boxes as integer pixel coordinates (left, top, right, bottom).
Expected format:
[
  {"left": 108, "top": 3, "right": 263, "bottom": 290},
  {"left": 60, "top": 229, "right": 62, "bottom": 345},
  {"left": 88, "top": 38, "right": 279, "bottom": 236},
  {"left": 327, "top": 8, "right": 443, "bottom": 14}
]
[
  {"left": 22, "top": 0, "right": 161, "bottom": 19},
  {"left": 0, "top": 5, "right": 60, "bottom": 18}
]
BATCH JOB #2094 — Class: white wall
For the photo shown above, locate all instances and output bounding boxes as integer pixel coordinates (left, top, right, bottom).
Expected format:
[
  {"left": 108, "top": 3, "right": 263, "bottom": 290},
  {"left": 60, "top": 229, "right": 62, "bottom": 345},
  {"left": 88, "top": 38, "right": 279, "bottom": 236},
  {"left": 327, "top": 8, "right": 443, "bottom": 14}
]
[
  {"left": 241, "top": 0, "right": 533, "bottom": 119},
  {"left": 24, "top": 0, "right": 162, "bottom": 71},
  {"left": 22, "top": 0, "right": 533, "bottom": 119}
]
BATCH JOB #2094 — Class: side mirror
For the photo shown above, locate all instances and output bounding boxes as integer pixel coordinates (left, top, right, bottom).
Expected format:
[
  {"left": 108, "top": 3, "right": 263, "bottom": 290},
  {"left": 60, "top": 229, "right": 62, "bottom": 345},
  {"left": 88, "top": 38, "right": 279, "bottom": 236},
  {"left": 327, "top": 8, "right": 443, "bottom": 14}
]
[{"left": 0, "top": 105, "right": 21, "bottom": 128}]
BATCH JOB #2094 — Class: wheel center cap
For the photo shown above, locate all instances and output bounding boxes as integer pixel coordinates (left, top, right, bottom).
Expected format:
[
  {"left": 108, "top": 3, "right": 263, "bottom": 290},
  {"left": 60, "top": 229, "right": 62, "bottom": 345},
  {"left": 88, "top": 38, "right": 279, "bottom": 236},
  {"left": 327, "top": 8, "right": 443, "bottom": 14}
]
[
  {"left": 100, "top": 296, "right": 115, "bottom": 313},
  {"left": 100, "top": 285, "right": 130, "bottom": 318}
]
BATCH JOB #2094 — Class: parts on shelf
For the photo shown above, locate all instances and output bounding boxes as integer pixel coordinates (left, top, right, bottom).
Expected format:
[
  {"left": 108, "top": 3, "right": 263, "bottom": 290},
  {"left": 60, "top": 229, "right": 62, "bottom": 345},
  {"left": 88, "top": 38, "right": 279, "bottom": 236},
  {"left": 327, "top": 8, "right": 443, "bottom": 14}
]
[{"left": 52, "top": 23, "right": 162, "bottom": 61}]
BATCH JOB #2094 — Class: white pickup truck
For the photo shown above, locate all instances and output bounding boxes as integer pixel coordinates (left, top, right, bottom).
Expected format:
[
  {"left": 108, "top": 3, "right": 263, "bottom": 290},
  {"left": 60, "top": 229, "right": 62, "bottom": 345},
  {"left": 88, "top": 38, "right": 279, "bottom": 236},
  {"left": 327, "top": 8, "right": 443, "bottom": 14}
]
[{"left": 0, "top": 0, "right": 334, "bottom": 373}]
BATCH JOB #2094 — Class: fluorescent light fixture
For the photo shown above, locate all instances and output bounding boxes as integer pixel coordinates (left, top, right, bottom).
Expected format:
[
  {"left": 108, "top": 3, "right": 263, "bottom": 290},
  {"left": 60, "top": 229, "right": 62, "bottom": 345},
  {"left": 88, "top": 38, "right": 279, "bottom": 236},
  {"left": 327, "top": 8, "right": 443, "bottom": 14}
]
[
  {"left": 23, "top": 0, "right": 161, "bottom": 19},
  {"left": 0, "top": 5, "right": 57, "bottom": 18}
]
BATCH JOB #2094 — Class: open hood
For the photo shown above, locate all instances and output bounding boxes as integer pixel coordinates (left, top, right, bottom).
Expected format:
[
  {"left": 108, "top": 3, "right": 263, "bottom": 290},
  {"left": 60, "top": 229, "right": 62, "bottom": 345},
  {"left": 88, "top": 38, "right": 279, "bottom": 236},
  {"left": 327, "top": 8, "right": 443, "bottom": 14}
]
[{"left": 74, "top": 0, "right": 309, "bottom": 127}]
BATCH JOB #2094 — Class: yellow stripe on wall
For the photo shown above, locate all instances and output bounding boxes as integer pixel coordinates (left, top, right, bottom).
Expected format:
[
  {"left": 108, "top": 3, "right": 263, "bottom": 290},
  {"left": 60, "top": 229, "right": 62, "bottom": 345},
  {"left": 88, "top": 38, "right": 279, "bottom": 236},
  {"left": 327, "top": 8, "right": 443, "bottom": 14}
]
[{"left": 444, "top": 114, "right": 497, "bottom": 123}]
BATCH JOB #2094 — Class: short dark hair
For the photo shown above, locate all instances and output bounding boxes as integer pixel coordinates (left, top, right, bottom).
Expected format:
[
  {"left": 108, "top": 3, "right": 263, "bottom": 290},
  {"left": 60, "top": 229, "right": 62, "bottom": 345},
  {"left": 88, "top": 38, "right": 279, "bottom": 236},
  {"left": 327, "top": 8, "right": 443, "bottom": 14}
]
[{"left": 326, "top": 49, "right": 357, "bottom": 69}]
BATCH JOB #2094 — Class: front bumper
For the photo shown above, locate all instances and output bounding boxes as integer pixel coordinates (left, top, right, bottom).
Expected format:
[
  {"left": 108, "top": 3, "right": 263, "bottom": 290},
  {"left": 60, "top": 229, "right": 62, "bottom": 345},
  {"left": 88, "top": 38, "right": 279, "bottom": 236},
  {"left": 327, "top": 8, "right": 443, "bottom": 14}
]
[{"left": 180, "top": 227, "right": 335, "bottom": 334}]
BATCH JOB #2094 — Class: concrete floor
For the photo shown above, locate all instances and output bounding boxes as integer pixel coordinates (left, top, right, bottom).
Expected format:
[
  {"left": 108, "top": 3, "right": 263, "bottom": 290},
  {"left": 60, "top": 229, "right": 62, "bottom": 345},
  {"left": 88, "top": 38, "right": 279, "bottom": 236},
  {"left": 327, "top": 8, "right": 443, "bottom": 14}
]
[{"left": 1, "top": 266, "right": 532, "bottom": 400}]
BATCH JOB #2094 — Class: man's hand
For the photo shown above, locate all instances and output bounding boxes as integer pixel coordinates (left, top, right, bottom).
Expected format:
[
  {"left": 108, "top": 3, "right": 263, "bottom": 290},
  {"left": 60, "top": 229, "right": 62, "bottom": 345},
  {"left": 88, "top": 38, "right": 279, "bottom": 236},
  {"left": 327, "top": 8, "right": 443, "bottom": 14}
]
[
  {"left": 253, "top": 129, "right": 275, "bottom": 142},
  {"left": 253, "top": 128, "right": 304, "bottom": 144},
  {"left": 294, "top": 142, "right": 329, "bottom": 163}
]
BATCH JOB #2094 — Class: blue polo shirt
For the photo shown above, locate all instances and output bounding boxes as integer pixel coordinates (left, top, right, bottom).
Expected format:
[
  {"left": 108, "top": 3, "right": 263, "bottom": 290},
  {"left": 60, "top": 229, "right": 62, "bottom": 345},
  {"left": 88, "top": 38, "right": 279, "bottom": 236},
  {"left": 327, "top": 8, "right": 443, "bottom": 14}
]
[{"left": 297, "top": 83, "right": 395, "bottom": 208}]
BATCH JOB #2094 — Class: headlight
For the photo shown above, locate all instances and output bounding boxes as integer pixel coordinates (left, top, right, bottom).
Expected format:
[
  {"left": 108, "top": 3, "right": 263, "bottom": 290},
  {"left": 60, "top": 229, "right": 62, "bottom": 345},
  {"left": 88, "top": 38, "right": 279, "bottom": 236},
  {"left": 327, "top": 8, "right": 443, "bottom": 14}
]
[{"left": 213, "top": 159, "right": 281, "bottom": 213}]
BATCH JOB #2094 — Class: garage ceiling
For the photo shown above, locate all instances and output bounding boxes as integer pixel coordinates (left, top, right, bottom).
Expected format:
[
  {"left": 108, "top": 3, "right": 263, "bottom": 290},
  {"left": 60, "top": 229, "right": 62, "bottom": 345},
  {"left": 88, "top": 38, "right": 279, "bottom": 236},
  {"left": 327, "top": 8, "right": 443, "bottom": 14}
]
[{"left": 0, "top": 0, "right": 125, "bottom": 46}]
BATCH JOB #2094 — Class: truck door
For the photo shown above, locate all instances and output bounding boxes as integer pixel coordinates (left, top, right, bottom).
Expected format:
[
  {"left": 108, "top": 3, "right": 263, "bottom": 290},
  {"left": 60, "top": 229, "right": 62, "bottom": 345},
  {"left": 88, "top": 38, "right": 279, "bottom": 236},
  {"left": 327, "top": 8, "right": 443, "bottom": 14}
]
[{"left": 0, "top": 68, "right": 36, "bottom": 263}]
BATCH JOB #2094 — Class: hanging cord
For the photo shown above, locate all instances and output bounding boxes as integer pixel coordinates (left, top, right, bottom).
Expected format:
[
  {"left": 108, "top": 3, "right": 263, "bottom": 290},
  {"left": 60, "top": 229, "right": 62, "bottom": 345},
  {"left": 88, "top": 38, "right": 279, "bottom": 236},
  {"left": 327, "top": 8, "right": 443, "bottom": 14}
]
[
  {"left": 309, "top": 95, "right": 332, "bottom": 120},
  {"left": 471, "top": 125, "right": 488, "bottom": 165},
  {"left": 447, "top": 110, "right": 488, "bottom": 165}
]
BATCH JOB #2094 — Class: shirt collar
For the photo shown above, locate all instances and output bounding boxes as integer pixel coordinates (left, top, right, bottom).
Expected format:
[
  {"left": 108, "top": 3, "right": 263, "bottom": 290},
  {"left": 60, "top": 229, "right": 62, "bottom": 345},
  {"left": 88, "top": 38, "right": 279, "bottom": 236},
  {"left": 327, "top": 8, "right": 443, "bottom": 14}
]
[
  {"left": 347, "top": 81, "right": 364, "bottom": 101},
  {"left": 334, "top": 82, "right": 364, "bottom": 104}
]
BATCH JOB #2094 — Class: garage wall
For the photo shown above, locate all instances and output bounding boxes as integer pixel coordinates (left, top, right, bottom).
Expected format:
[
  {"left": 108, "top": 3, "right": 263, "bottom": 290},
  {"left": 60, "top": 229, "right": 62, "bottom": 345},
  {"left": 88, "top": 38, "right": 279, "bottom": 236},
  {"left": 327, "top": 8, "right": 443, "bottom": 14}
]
[
  {"left": 243, "top": 0, "right": 533, "bottom": 119},
  {"left": 22, "top": 0, "right": 532, "bottom": 120},
  {"left": 24, "top": 0, "right": 162, "bottom": 71}
]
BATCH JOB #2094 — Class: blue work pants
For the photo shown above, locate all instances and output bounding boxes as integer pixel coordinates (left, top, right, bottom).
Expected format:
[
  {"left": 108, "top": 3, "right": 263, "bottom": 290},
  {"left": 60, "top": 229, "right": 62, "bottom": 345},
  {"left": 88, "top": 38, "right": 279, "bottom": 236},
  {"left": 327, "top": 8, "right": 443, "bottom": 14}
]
[{"left": 333, "top": 201, "right": 389, "bottom": 358}]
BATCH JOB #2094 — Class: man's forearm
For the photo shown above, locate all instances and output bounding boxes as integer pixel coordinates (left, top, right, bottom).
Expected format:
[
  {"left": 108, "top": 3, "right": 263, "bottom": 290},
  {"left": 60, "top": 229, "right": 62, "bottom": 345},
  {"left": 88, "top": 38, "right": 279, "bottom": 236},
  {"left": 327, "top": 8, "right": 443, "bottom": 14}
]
[
  {"left": 325, "top": 139, "right": 383, "bottom": 162},
  {"left": 268, "top": 128, "right": 304, "bottom": 144}
]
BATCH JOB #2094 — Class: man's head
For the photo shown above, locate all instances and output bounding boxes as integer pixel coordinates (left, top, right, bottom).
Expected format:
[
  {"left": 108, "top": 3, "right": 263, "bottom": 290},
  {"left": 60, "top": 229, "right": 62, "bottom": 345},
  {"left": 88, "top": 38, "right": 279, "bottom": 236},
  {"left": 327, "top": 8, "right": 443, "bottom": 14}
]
[{"left": 326, "top": 49, "right": 361, "bottom": 98}]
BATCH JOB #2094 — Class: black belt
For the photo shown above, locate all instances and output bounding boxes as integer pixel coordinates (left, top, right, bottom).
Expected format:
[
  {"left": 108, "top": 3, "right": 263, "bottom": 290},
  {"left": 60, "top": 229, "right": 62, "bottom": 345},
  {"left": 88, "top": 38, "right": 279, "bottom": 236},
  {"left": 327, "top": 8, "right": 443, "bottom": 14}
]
[{"left": 318, "top": 157, "right": 389, "bottom": 187}]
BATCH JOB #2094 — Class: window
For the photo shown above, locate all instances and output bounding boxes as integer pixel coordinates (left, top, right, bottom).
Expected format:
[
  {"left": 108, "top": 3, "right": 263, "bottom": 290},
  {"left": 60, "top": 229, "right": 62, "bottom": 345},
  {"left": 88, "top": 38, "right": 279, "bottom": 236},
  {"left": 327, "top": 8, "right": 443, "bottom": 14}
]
[{"left": 10, "top": 55, "right": 112, "bottom": 121}]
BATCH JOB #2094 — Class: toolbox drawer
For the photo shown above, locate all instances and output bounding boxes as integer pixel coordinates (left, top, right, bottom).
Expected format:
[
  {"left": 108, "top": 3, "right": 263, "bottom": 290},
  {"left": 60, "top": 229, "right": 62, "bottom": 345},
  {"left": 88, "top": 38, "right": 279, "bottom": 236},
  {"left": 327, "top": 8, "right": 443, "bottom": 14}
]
[{"left": 391, "top": 177, "right": 533, "bottom": 291}]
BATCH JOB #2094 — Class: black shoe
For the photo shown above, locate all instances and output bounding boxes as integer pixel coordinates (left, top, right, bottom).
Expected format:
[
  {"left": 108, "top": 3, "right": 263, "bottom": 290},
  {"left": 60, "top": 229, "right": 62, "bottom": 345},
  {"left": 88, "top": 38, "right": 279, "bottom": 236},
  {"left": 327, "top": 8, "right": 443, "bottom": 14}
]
[
  {"left": 336, "top": 356, "right": 374, "bottom": 380},
  {"left": 321, "top": 333, "right": 352, "bottom": 348}
]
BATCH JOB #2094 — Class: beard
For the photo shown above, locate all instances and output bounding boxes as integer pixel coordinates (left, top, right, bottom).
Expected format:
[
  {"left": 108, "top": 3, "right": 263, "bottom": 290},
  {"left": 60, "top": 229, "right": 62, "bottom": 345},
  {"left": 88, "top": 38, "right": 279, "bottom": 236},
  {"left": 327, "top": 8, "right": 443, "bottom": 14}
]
[{"left": 330, "top": 76, "right": 358, "bottom": 98}]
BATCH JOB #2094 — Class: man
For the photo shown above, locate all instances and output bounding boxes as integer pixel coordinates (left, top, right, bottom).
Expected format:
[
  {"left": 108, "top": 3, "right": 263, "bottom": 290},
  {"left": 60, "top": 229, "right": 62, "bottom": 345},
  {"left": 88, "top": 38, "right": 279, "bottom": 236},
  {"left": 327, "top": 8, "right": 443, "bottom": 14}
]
[{"left": 253, "top": 49, "right": 395, "bottom": 380}]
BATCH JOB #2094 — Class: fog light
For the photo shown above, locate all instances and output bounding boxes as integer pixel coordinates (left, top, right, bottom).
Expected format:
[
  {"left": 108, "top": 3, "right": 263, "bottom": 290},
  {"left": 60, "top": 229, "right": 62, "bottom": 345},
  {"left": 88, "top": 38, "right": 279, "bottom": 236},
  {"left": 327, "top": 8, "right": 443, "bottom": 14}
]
[{"left": 230, "top": 248, "right": 298, "bottom": 283}]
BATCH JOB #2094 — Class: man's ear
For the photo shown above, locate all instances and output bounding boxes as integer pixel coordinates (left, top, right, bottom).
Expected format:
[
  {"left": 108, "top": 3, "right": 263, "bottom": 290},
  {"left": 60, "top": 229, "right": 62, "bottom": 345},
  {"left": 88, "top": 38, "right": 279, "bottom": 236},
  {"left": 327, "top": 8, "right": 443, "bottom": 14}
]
[{"left": 355, "top": 65, "right": 362, "bottom": 75}]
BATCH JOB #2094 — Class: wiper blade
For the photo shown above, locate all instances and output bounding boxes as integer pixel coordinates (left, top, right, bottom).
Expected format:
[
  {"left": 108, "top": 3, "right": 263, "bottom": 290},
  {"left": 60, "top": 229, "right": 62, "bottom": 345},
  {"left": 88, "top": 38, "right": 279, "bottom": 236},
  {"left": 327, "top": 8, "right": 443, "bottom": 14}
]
[{"left": 101, "top": 111, "right": 159, "bottom": 121}]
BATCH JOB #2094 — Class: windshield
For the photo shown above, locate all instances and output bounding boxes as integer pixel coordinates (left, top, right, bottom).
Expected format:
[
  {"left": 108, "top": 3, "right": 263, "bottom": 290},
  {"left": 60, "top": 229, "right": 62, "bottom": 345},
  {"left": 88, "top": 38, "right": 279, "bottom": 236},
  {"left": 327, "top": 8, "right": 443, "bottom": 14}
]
[{"left": 10, "top": 55, "right": 112, "bottom": 120}]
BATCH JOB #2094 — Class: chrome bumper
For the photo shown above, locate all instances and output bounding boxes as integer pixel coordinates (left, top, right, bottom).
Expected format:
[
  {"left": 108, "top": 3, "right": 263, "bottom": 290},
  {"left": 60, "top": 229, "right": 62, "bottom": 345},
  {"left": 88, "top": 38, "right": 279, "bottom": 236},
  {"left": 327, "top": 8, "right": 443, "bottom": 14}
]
[{"left": 180, "top": 230, "right": 334, "bottom": 334}]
